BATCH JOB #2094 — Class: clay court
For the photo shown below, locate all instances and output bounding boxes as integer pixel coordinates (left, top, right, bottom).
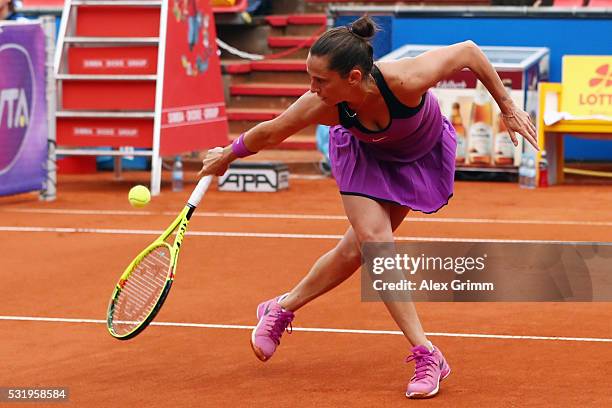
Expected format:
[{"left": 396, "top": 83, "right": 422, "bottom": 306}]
[{"left": 1, "top": 171, "right": 611, "bottom": 406}]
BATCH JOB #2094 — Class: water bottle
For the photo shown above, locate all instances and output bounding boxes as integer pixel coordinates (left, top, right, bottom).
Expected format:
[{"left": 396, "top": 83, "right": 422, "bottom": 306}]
[
  {"left": 538, "top": 150, "right": 549, "bottom": 188},
  {"left": 526, "top": 157, "right": 536, "bottom": 189},
  {"left": 171, "top": 156, "right": 183, "bottom": 192},
  {"left": 518, "top": 156, "right": 527, "bottom": 188}
]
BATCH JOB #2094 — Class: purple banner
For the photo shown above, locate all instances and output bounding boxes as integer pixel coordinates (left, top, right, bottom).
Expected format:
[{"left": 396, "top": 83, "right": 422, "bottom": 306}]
[{"left": 0, "top": 23, "right": 47, "bottom": 196}]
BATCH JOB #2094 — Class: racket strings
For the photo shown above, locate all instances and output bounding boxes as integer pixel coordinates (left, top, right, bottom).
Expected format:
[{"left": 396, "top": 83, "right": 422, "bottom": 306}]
[{"left": 111, "top": 246, "right": 171, "bottom": 336}]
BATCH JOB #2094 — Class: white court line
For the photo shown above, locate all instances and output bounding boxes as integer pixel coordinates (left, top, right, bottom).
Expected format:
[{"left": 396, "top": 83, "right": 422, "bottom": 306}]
[
  {"left": 3, "top": 208, "right": 612, "bottom": 227},
  {"left": 0, "top": 315, "right": 610, "bottom": 343},
  {"left": 0, "top": 225, "right": 604, "bottom": 244},
  {"left": 289, "top": 174, "right": 328, "bottom": 180}
]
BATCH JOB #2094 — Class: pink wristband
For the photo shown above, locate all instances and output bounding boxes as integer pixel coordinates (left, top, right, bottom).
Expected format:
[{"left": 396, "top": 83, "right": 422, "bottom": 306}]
[{"left": 231, "top": 133, "right": 255, "bottom": 158}]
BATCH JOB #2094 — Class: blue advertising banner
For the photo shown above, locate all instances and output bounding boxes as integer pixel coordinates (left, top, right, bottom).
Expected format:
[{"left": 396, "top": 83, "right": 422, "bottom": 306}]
[{"left": 0, "top": 22, "right": 47, "bottom": 196}]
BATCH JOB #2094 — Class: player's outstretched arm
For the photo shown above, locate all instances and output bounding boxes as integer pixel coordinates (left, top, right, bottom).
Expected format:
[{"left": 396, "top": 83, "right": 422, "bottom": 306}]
[
  {"left": 199, "top": 91, "right": 336, "bottom": 177},
  {"left": 394, "top": 41, "right": 538, "bottom": 150}
]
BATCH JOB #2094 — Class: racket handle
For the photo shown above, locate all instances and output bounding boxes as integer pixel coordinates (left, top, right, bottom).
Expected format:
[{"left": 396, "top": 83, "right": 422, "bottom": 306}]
[
  {"left": 188, "top": 175, "right": 213, "bottom": 208},
  {"left": 188, "top": 147, "right": 223, "bottom": 207}
]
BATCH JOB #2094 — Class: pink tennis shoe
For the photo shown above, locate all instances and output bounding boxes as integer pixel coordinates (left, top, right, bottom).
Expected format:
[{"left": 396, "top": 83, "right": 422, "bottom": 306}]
[
  {"left": 250, "top": 293, "right": 294, "bottom": 362},
  {"left": 405, "top": 344, "right": 451, "bottom": 399}
]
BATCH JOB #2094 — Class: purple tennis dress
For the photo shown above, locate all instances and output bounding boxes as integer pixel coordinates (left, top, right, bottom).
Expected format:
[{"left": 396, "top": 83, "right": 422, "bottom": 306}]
[{"left": 329, "top": 65, "right": 457, "bottom": 214}]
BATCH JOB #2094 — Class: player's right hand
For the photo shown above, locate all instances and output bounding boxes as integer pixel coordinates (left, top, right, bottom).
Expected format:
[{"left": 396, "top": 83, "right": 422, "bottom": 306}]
[{"left": 198, "top": 146, "right": 232, "bottom": 178}]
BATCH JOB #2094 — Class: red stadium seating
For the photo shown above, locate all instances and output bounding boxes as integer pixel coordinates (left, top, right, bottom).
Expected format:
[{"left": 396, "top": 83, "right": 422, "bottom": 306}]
[
  {"left": 587, "top": 0, "right": 612, "bottom": 6},
  {"left": 552, "top": 0, "right": 584, "bottom": 5}
]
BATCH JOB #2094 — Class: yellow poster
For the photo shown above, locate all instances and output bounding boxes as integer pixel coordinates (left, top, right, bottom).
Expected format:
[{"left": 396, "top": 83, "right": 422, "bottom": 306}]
[{"left": 561, "top": 55, "right": 612, "bottom": 118}]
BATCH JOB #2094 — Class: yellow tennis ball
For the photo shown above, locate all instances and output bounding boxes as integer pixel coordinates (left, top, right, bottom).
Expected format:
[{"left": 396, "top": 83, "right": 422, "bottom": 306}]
[{"left": 128, "top": 185, "right": 151, "bottom": 208}]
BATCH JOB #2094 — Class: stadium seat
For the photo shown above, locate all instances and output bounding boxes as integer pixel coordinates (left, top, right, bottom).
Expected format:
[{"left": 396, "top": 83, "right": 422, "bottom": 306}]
[
  {"left": 587, "top": 0, "right": 612, "bottom": 6},
  {"left": 552, "top": 0, "right": 584, "bottom": 5}
]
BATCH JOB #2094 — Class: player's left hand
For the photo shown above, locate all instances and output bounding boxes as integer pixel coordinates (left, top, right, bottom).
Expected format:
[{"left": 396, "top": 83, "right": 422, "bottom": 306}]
[{"left": 502, "top": 107, "right": 539, "bottom": 151}]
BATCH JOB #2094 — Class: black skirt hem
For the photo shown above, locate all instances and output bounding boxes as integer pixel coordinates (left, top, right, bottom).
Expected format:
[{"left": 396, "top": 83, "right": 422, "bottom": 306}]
[{"left": 339, "top": 191, "right": 454, "bottom": 215}]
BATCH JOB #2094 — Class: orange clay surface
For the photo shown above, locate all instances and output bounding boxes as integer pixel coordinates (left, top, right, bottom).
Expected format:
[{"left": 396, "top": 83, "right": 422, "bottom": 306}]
[{"left": 0, "top": 171, "right": 611, "bottom": 407}]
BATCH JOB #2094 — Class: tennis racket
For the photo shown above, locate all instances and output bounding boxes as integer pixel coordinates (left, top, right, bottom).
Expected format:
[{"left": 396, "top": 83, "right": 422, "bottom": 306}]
[{"left": 107, "top": 173, "right": 215, "bottom": 340}]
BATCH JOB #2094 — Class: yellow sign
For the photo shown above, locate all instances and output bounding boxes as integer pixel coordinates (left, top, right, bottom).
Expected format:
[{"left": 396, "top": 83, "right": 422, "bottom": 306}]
[{"left": 561, "top": 55, "right": 612, "bottom": 118}]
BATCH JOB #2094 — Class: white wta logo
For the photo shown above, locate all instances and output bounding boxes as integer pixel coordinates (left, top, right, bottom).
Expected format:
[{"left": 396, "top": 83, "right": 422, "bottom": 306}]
[
  {"left": 0, "top": 44, "right": 35, "bottom": 175},
  {"left": 0, "top": 88, "right": 30, "bottom": 128}
]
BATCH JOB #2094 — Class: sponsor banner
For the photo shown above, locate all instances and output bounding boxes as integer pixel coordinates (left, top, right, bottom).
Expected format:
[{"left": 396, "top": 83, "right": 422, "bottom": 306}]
[
  {"left": 562, "top": 55, "right": 612, "bottom": 118},
  {"left": 361, "top": 242, "right": 612, "bottom": 302},
  {"left": 56, "top": 118, "right": 154, "bottom": 148},
  {"left": 68, "top": 47, "right": 158, "bottom": 75},
  {"left": 161, "top": 0, "right": 228, "bottom": 155},
  {"left": 218, "top": 163, "right": 289, "bottom": 192},
  {"left": 161, "top": 102, "right": 226, "bottom": 129},
  {"left": 436, "top": 70, "right": 523, "bottom": 91},
  {"left": 431, "top": 69, "right": 538, "bottom": 168},
  {"left": 0, "top": 23, "right": 47, "bottom": 196}
]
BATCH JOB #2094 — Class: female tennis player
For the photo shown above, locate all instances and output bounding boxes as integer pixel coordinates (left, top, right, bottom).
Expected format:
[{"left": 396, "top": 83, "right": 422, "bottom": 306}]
[{"left": 199, "top": 15, "right": 537, "bottom": 399}]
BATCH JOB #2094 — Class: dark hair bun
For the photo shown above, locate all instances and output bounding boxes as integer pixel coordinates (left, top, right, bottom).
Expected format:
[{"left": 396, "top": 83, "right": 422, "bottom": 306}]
[
  {"left": 349, "top": 15, "right": 378, "bottom": 41},
  {"left": 310, "top": 13, "right": 377, "bottom": 77}
]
